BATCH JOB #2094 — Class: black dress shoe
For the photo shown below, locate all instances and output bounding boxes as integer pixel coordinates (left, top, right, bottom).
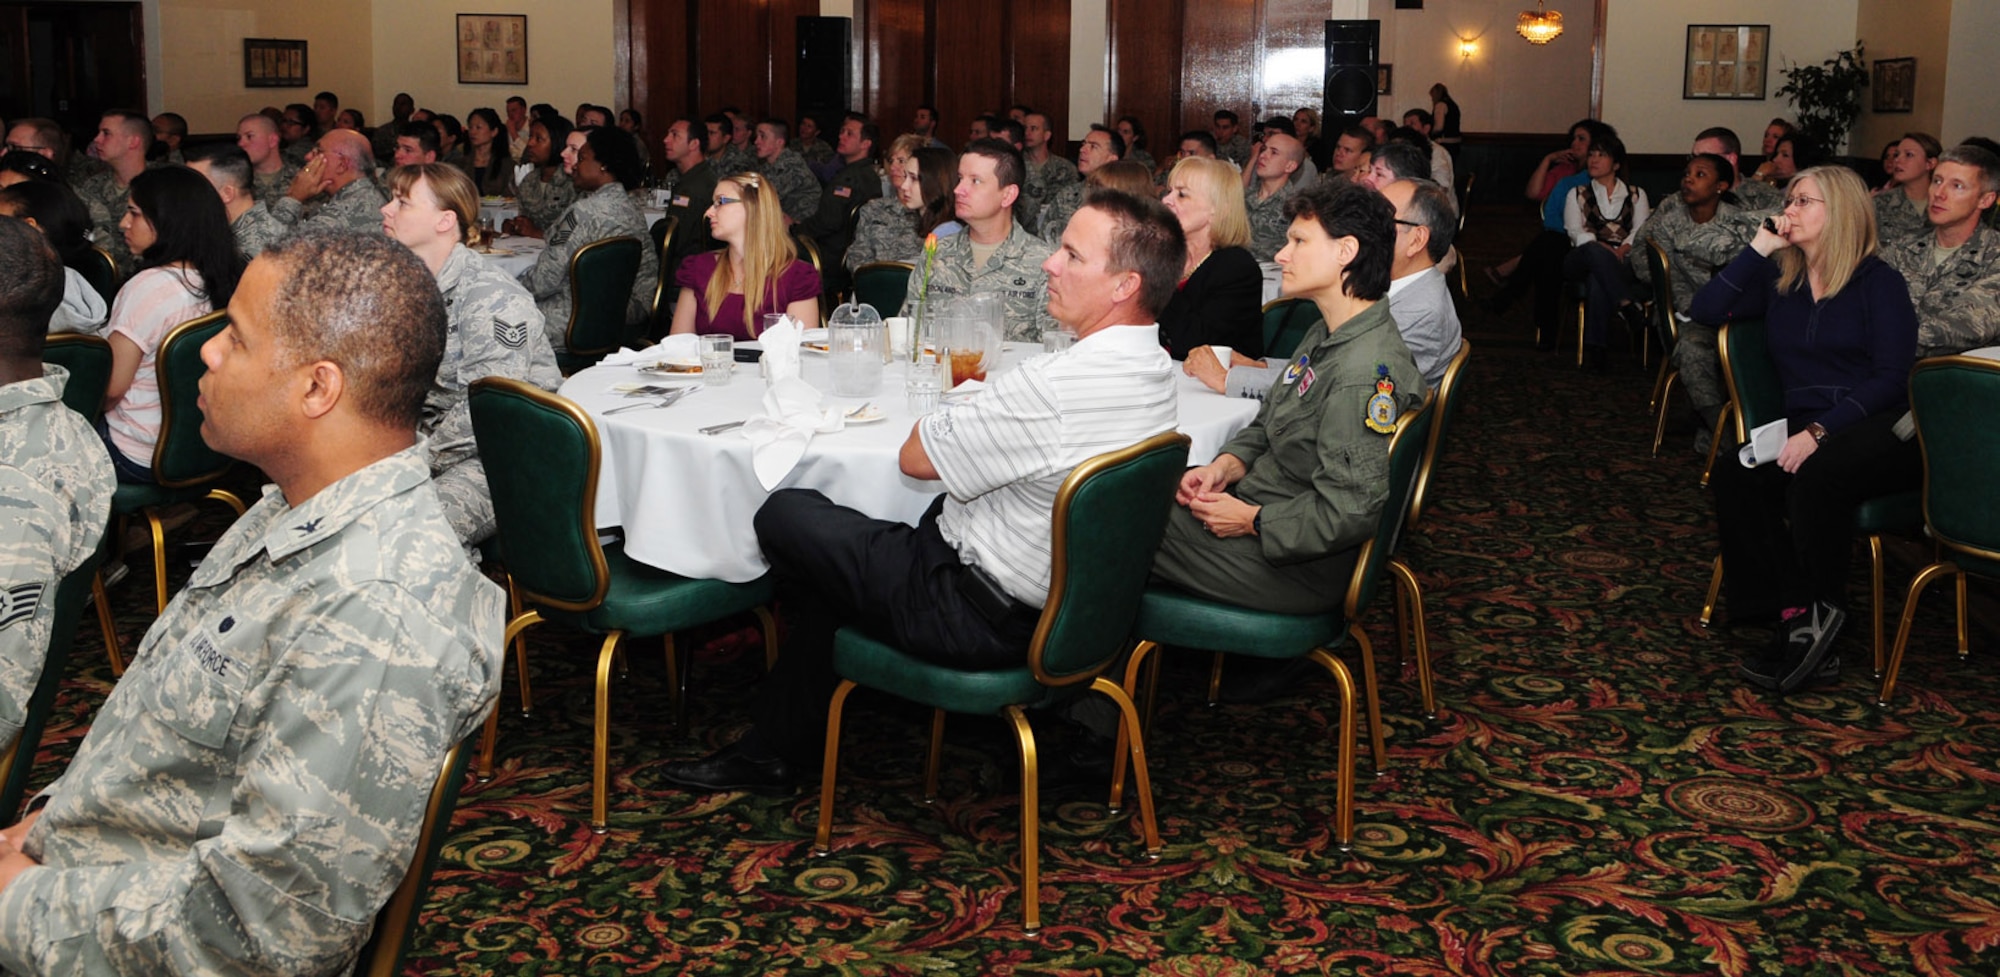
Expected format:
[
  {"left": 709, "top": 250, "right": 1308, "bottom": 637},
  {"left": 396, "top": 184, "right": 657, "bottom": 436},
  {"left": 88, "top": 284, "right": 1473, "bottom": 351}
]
[{"left": 660, "top": 744, "right": 802, "bottom": 794}]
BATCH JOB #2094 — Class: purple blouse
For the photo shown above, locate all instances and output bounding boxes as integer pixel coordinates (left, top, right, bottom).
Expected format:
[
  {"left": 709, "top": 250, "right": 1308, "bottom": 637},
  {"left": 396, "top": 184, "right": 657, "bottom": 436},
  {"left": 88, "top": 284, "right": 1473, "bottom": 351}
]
[{"left": 674, "top": 252, "right": 822, "bottom": 340}]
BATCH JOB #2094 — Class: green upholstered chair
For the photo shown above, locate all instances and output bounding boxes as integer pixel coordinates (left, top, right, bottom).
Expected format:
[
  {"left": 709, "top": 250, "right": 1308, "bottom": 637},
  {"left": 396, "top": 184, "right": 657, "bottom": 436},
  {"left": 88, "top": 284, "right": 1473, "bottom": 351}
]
[
  {"left": 349, "top": 737, "right": 472, "bottom": 977},
  {"left": 42, "top": 333, "right": 113, "bottom": 424},
  {"left": 0, "top": 539, "right": 107, "bottom": 820},
  {"left": 95, "top": 311, "right": 249, "bottom": 674},
  {"left": 1877, "top": 355, "right": 2000, "bottom": 706},
  {"left": 1388, "top": 340, "right": 1472, "bottom": 719},
  {"left": 1703, "top": 320, "right": 1920, "bottom": 673},
  {"left": 468, "top": 377, "right": 777, "bottom": 832},
  {"left": 1116, "top": 396, "right": 1435, "bottom": 851},
  {"left": 646, "top": 215, "right": 680, "bottom": 340},
  {"left": 1260, "top": 297, "right": 1318, "bottom": 361},
  {"left": 851, "top": 261, "right": 913, "bottom": 318},
  {"left": 77, "top": 247, "right": 121, "bottom": 307},
  {"left": 812, "top": 431, "right": 1191, "bottom": 935},
  {"left": 556, "top": 235, "right": 643, "bottom": 375}
]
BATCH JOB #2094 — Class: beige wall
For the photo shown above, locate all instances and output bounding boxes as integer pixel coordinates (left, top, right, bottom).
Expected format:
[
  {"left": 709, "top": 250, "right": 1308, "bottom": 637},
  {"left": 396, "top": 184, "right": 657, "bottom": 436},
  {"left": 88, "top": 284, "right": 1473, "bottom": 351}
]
[
  {"left": 1368, "top": 0, "right": 1597, "bottom": 134},
  {"left": 1851, "top": 0, "right": 1951, "bottom": 155},
  {"left": 1601, "top": 0, "right": 1861, "bottom": 154},
  {"left": 157, "top": 0, "right": 375, "bottom": 133},
  {"left": 1941, "top": 0, "right": 2000, "bottom": 145},
  {"left": 367, "top": 0, "right": 617, "bottom": 129}
]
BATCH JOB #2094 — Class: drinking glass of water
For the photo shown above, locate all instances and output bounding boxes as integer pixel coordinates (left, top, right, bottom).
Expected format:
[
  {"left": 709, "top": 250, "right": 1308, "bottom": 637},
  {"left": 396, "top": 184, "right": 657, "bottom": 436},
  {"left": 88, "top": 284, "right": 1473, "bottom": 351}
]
[
  {"left": 699, "top": 333, "right": 733, "bottom": 386},
  {"left": 905, "top": 356, "right": 942, "bottom": 415}
]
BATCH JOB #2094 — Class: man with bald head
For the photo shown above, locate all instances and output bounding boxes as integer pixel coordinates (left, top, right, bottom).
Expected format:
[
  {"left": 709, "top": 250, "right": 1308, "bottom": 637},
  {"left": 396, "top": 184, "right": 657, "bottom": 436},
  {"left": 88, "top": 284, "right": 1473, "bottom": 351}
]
[
  {"left": 237, "top": 113, "right": 300, "bottom": 206},
  {"left": 74, "top": 111, "right": 152, "bottom": 273},
  {"left": 1245, "top": 131, "right": 1305, "bottom": 261},
  {"left": 272, "top": 128, "right": 387, "bottom": 234}
]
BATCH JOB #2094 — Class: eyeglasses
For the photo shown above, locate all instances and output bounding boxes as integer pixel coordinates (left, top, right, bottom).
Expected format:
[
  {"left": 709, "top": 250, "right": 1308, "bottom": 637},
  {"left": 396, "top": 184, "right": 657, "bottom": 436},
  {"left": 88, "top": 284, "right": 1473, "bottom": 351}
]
[
  {"left": 1393, "top": 218, "right": 1424, "bottom": 231},
  {"left": 712, "top": 195, "right": 741, "bottom": 207},
  {"left": 1783, "top": 194, "right": 1824, "bottom": 209}
]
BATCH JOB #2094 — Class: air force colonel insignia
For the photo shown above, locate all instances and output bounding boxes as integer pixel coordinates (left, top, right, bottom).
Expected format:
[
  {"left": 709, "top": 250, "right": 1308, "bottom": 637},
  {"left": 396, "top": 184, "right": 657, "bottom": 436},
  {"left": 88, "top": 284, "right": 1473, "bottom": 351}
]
[
  {"left": 1364, "top": 364, "right": 1398, "bottom": 434},
  {"left": 494, "top": 318, "right": 530, "bottom": 349}
]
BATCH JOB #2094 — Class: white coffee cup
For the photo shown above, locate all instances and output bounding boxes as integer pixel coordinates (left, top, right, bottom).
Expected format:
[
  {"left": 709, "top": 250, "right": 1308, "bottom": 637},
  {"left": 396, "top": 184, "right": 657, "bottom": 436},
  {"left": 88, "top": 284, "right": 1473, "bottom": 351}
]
[{"left": 1207, "top": 345, "right": 1233, "bottom": 369}]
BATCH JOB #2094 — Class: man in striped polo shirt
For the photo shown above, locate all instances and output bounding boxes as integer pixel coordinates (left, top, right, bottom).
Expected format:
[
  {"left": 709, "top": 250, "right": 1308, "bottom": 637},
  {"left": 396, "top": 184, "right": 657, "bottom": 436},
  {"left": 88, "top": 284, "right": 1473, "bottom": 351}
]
[{"left": 663, "top": 189, "right": 1186, "bottom": 792}]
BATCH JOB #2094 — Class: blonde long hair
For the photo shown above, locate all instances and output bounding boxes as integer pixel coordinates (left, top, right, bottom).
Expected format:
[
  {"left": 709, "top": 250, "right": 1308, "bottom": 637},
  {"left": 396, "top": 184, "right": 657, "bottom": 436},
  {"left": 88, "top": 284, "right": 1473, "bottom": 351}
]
[
  {"left": 1168, "top": 156, "right": 1251, "bottom": 250},
  {"left": 704, "top": 173, "right": 799, "bottom": 335},
  {"left": 1775, "top": 165, "right": 1876, "bottom": 298}
]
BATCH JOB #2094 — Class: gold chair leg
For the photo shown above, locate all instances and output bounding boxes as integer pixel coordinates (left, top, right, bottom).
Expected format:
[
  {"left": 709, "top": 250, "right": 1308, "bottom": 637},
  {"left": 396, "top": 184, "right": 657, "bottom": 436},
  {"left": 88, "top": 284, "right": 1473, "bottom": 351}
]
[
  {"left": 1204, "top": 651, "right": 1224, "bottom": 706},
  {"left": 664, "top": 633, "right": 684, "bottom": 731},
  {"left": 813, "top": 679, "right": 859, "bottom": 854},
  {"left": 1003, "top": 705, "right": 1042, "bottom": 935},
  {"left": 1869, "top": 535, "right": 1887, "bottom": 676},
  {"left": 478, "top": 611, "right": 543, "bottom": 781},
  {"left": 1700, "top": 405, "right": 1731, "bottom": 488},
  {"left": 753, "top": 605, "right": 780, "bottom": 670},
  {"left": 1090, "top": 677, "right": 1161, "bottom": 854},
  {"left": 1306, "top": 648, "right": 1359, "bottom": 849},
  {"left": 1700, "top": 555, "right": 1724, "bottom": 628},
  {"left": 1651, "top": 370, "right": 1679, "bottom": 456},
  {"left": 1112, "top": 640, "right": 1161, "bottom": 811},
  {"left": 146, "top": 509, "right": 168, "bottom": 614},
  {"left": 1956, "top": 569, "right": 1970, "bottom": 659},
  {"left": 1351, "top": 625, "right": 1387, "bottom": 774},
  {"left": 505, "top": 573, "right": 532, "bottom": 716},
  {"left": 92, "top": 569, "right": 124, "bottom": 675},
  {"left": 1392, "top": 570, "right": 1411, "bottom": 667},
  {"left": 1575, "top": 300, "right": 1586, "bottom": 368},
  {"left": 1879, "top": 563, "right": 1956, "bottom": 707},
  {"left": 923, "top": 709, "right": 945, "bottom": 802},
  {"left": 1389, "top": 559, "right": 1436, "bottom": 719},
  {"left": 590, "top": 632, "right": 623, "bottom": 833}
]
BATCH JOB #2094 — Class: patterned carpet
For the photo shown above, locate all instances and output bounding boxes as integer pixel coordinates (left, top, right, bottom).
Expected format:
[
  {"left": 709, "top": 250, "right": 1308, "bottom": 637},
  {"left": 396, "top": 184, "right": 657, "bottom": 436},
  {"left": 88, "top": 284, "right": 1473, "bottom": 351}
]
[{"left": 38, "top": 219, "right": 2000, "bottom": 975}]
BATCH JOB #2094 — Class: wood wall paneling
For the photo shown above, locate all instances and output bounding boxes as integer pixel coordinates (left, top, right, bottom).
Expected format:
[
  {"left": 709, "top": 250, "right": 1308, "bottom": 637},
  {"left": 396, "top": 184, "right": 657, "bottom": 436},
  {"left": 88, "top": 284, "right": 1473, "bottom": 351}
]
[
  {"left": 1106, "top": 0, "right": 1184, "bottom": 170},
  {"left": 1005, "top": 0, "right": 1070, "bottom": 145},
  {"left": 859, "top": 0, "right": 926, "bottom": 139},
  {"left": 1177, "top": 0, "right": 1261, "bottom": 137},
  {"left": 932, "top": 0, "right": 1004, "bottom": 143},
  {"left": 694, "top": 0, "right": 772, "bottom": 120},
  {"left": 628, "top": 0, "right": 689, "bottom": 160}
]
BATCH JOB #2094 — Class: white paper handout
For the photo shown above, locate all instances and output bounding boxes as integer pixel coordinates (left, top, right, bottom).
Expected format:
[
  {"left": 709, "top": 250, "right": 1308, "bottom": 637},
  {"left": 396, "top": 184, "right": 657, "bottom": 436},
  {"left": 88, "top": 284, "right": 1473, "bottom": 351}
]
[{"left": 1738, "top": 418, "right": 1789, "bottom": 468}]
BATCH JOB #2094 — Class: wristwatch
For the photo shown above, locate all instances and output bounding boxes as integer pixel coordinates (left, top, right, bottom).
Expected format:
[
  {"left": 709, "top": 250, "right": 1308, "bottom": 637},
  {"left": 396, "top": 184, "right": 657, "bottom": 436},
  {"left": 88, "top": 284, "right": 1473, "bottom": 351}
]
[
  {"left": 1252, "top": 511, "right": 1262, "bottom": 536},
  {"left": 1806, "top": 422, "right": 1828, "bottom": 443}
]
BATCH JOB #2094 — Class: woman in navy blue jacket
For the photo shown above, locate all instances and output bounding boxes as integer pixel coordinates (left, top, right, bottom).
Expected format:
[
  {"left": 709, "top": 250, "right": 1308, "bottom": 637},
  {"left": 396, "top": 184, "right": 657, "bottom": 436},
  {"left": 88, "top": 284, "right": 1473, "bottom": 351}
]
[{"left": 1690, "top": 165, "right": 1919, "bottom": 695}]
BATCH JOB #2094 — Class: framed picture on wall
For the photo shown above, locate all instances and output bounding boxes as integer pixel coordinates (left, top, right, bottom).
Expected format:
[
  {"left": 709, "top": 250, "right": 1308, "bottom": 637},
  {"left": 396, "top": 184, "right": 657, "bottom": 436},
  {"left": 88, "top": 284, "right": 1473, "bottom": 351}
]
[
  {"left": 1873, "top": 57, "right": 1915, "bottom": 113},
  {"left": 1683, "top": 25, "right": 1768, "bottom": 100},
  {"left": 457, "top": 14, "right": 528, "bottom": 85},
  {"left": 1377, "top": 64, "right": 1393, "bottom": 96},
  {"left": 244, "top": 39, "right": 308, "bottom": 88}
]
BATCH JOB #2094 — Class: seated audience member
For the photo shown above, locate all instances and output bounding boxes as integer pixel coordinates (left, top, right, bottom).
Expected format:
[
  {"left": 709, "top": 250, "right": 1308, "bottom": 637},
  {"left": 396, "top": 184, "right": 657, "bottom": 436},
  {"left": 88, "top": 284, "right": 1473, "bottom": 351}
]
[
  {"left": 312, "top": 90, "right": 339, "bottom": 130},
  {"left": 100, "top": 166, "right": 245, "bottom": 483},
  {"left": 1153, "top": 182, "right": 1423, "bottom": 615},
  {"left": 380, "top": 163, "right": 562, "bottom": 545},
  {"left": 797, "top": 116, "right": 884, "bottom": 287},
  {"left": 1881, "top": 144, "right": 2000, "bottom": 357},
  {"left": 1212, "top": 109, "right": 1252, "bottom": 167},
  {"left": 278, "top": 103, "right": 318, "bottom": 167},
  {"left": 1749, "top": 118, "right": 1796, "bottom": 183},
  {"left": 0, "top": 218, "right": 114, "bottom": 754},
  {"left": 994, "top": 118, "right": 1027, "bottom": 153},
  {"left": 1874, "top": 132, "right": 1942, "bottom": 245},
  {"left": 847, "top": 146, "right": 959, "bottom": 272},
  {"left": 910, "top": 103, "right": 946, "bottom": 148},
  {"left": 617, "top": 109, "right": 649, "bottom": 170},
  {"left": 1325, "top": 125, "right": 1375, "bottom": 186},
  {"left": 752, "top": 119, "right": 820, "bottom": 224},
  {"left": 503, "top": 96, "right": 531, "bottom": 160},
  {"left": 0, "top": 151, "right": 60, "bottom": 188},
  {"left": 897, "top": 138, "right": 1056, "bottom": 342},
  {"left": 1485, "top": 119, "right": 1602, "bottom": 320},
  {"left": 1691, "top": 166, "right": 1918, "bottom": 694},
  {"left": 655, "top": 118, "right": 716, "bottom": 275},
  {"left": 184, "top": 142, "right": 283, "bottom": 260},
  {"left": 1630, "top": 152, "right": 1751, "bottom": 436},
  {"left": 0, "top": 183, "right": 106, "bottom": 333},
  {"left": 1156, "top": 156, "right": 1261, "bottom": 360},
  {"left": 965, "top": 114, "right": 997, "bottom": 147},
  {"left": 274, "top": 129, "right": 389, "bottom": 234},
  {"left": 236, "top": 112, "right": 300, "bottom": 205},
  {"left": 579, "top": 105, "right": 612, "bottom": 129},
  {"left": 708, "top": 112, "right": 755, "bottom": 178},
  {"left": 1362, "top": 140, "right": 1432, "bottom": 192},
  {"left": 1088, "top": 160, "right": 1157, "bottom": 199},
  {"left": 149, "top": 113, "right": 187, "bottom": 165},
  {"left": 1245, "top": 132, "right": 1306, "bottom": 261},
  {"left": 1117, "top": 115, "right": 1154, "bottom": 172},
  {"left": 1399, "top": 110, "right": 1455, "bottom": 190},
  {"left": 333, "top": 108, "right": 364, "bottom": 132},
  {"left": 1758, "top": 133, "right": 1815, "bottom": 192},
  {"left": 372, "top": 92, "right": 416, "bottom": 166},
  {"left": 506, "top": 116, "right": 576, "bottom": 239},
  {"left": 520, "top": 126, "right": 658, "bottom": 349},
  {"left": 792, "top": 114, "right": 834, "bottom": 170},
  {"left": 1292, "top": 107, "right": 1325, "bottom": 171},
  {"left": 660, "top": 188, "right": 1184, "bottom": 791},
  {"left": 462, "top": 108, "right": 516, "bottom": 198},
  {"left": 434, "top": 114, "right": 469, "bottom": 170},
  {"left": 1562, "top": 133, "right": 1650, "bottom": 370},
  {"left": 392, "top": 120, "right": 441, "bottom": 168},
  {"left": 0, "top": 227, "right": 501, "bottom": 975},
  {"left": 1039, "top": 124, "right": 1123, "bottom": 241},
  {"left": 3, "top": 119, "right": 65, "bottom": 168},
  {"left": 1018, "top": 111, "right": 1078, "bottom": 235},
  {"left": 75, "top": 111, "right": 153, "bottom": 275},
  {"left": 669, "top": 173, "right": 820, "bottom": 339},
  {"left": 1685, "top": 126, "right": 1782, "bottom": 210}
]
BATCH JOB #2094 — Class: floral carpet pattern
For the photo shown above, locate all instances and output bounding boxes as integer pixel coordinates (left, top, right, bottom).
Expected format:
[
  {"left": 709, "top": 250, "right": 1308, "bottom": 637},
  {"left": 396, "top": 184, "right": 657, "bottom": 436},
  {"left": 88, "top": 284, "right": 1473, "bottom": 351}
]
[{"left": 42, "top": 306, "right": 2000, "bottom": 975}]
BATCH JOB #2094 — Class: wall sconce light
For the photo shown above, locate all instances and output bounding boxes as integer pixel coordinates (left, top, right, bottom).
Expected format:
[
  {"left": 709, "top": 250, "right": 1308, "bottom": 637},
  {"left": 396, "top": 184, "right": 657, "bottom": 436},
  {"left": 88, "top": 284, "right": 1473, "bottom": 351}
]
[{"left": 1459, "top": 40, "right": 1478, "bottom": 59}]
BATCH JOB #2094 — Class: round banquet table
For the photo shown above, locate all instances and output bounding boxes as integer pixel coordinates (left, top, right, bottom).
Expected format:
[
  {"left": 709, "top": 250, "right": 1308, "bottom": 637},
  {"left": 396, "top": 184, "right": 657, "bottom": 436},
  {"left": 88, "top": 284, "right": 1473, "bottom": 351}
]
[
  {"left": 557, "top": 344, "right": 1263, "bottom": 582},
  {"left": 480, "top": 235, "right": 547, "bottom": 277}
]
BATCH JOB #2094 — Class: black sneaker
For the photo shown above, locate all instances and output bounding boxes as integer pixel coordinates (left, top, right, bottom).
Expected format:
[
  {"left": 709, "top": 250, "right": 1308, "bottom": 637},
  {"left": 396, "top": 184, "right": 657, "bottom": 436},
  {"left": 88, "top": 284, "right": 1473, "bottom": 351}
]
[
  {"left": 1737, "top": 630, "right": 1789, "bottom": 690},
  {"left": 1777, "top": 601, "right": 1846, "bottom": 694}
]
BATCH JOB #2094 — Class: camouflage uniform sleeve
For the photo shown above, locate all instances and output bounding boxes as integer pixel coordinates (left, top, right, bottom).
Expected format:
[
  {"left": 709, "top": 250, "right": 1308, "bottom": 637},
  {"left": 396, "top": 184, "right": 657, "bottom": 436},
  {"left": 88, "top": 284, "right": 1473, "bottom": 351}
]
[
  {"left": 432, "top": 283, "right": 554, "bottom": 471},
  {"left": 844, "top": 200, "right": 919, "bottom": 272},
  {"left": 768, "top": 154, "right": 821, "bottom": 224},
  {"left": 0, "top": 468, "right": 62, "bottom": 746},
  {"left": 516, "top": 171, "right": 577, "bottom": 231},
  {"left": 519, "top": 205, "right": 583, "bottom": 301},
  {"left": 900, "top": 237, "right": 967, "bottom": 319},
  {"left": 0, "top": 581, "right": 500, "bottom": 977}
]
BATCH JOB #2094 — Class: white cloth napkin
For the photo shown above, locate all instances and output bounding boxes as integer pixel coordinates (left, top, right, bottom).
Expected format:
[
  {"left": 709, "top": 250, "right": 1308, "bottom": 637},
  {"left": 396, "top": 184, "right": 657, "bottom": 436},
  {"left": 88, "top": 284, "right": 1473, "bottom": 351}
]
[
  {"left": 740, "top": 316, "right": 844, "bottom": 489},
  {"left": 597, "top": 347, "right": 652, "bottom": 366},
  {"left": 597, "top": 335, "right": 701, "bottom": 368},
  {"left": 513, "top": 163, "right": 534, "bottom": 185}
]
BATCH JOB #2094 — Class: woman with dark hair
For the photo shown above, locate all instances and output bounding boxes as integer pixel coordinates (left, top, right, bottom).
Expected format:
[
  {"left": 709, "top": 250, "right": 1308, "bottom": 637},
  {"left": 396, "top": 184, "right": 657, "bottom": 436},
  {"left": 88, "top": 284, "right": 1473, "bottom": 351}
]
[
  {"left": 1428, "top": 83, "right": 1461, "bottom": 155},
  {"left": 1152, "top": 182, "right": 1424, "bottom": 615},
  {"left": 1116, "top": 115, "right": 1154, "bottom": 173},
  {"left": 1692, "top": 165, "right": 1919, "bottom": 693},
  {"left": 0, "top": 181, "right": 106, "bottom": 333},
  {"left": 0, "top": 149, "right": 61, "bottom": 187},
  {"left": 463, "top": 107, "right": 516, "bottom": 197},
  {"left": 434, "top": 114, "right": 468, "bottom": 170},
  {"left": 1758, "top": 133, "right": 1816, "bottom": 191},
  {"left": 1561, "top": 132, "right": 1650, "bottom": 370},
  {"left": 100, "top": 165, "right": 244, "bottom": 482},
  {"left": 518, "top": 126, "right": 658, "bottom": 347},
  {"left": 844, "top": 146, "right": 958, "bottom": 271},
  {"left": 504, "top": 115, "right": 575, "bottom": 237}
]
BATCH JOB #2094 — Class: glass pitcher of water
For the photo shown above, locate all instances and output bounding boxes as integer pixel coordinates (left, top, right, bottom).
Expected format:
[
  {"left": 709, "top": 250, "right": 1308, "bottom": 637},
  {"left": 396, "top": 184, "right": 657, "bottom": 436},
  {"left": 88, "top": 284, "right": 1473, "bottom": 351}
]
[{"left": 827, "top": 301, "right": 884, "bottom": 397}]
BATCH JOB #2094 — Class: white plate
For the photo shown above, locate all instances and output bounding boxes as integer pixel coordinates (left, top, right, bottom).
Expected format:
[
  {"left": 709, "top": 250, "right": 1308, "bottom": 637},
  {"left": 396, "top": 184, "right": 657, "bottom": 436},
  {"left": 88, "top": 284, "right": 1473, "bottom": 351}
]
[
  {"left": 634, "top": 361, "right": 724, "bottom": 383},
  {"left": 845, "top": 406, "right": 887, "bottom": 424}
]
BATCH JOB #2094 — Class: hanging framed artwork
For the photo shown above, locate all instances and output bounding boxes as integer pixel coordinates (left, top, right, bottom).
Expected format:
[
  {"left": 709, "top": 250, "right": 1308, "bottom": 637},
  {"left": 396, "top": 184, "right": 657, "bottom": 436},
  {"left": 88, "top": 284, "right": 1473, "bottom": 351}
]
[
  {"left": 1683, "top": 25, "right": 1768, "bottom": 100},
  {"left": 457, "top": 14, "right": 528, "bottom": 85}
]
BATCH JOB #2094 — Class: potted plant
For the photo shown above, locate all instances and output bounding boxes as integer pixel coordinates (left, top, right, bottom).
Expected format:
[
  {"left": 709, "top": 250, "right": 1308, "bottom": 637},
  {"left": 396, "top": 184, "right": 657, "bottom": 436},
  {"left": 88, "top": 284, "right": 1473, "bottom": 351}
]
[{"left": 1775, "top": 42, "right": 1868, "bottom": 156}]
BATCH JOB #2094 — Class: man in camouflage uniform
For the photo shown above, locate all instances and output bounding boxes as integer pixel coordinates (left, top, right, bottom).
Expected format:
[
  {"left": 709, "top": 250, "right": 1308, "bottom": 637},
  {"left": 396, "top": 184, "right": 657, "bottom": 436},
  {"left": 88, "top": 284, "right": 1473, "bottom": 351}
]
[
  {"left": 1649, "top": 192, "right": 1765, "bottom": 442},
  {"left": 1246, "top": 132, "right": 1306, "bottom": 262},
  {"left": 1039, "top": 124, "right": 1123, "bottom": 243},
  {"left": 1882, "top": 145, "right": 2000, "bottom": 358},
  {"left": 186, "top": 144, "right": 283, "bottom": 260},
  {"left": 371, "top": 92, "right": 416, "bottom": 167},
  {"left": 271, "top": 129, "right": 388, "bottom": 235},
  {"left": 520, "top": 128, "right": 658, "bottom": 350},
  {"left": 278, "top": 103, "right": 317, "bottom": 168},
  {"left": 1017, "top": 112, "right": 1077, "bottom": 237},
  {"left": 706, "top": 114, "right": 755, "bottom": 179},
  {"left": 752, "top": 119, "right": 821, "bottom": 225},
  {"left": 236, "top": 113, "right": 300, "bottom": 207},
  {"left": 382, "top": 164, "right": 562, "bottom": 545},
  {"left": 1212, "top": 110, "right": 1252, "bottom": 169},
  {"left": 0, "top": 220, "right": 114, "bottom": 752},
  {"left": 510, "top": 116, "right": 577, "bottom": 237},
  {"left": 792, "top": 115, "right": 835, "bottom": 171},
  {"left": 900, "top": 140, "right": 1056, "bottom": 343},
  {"left": 73, "top": 111, "right": 152, "bottom": 275},
  {"left": 0, "top": 227, "right": 502, "bottom": 976}
]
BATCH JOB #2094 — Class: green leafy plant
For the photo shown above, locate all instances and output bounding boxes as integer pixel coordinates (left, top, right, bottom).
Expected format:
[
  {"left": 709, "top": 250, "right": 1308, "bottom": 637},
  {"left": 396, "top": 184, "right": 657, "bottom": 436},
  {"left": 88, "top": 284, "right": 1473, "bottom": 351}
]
[{"left": 1775, "top": 42, "right": 1868, "bottom": 156}]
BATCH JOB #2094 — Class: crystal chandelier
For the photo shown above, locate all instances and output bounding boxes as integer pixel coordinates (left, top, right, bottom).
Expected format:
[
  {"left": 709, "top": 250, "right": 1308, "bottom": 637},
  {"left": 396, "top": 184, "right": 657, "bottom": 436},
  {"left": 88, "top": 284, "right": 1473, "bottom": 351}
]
[{"left": 1517, "top": 2, "right": 1564, "bottom": 45}]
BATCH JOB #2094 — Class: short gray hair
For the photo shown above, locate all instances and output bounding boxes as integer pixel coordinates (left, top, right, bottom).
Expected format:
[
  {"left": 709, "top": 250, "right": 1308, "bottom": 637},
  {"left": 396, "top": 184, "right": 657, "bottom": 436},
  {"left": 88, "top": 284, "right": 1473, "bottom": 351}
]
[
  {"left": 1396, "top": 178, "right": 1457, "bottom": 264},
  {"left": 1938, "top": 145, "right": 2000, "bottom": 195}
]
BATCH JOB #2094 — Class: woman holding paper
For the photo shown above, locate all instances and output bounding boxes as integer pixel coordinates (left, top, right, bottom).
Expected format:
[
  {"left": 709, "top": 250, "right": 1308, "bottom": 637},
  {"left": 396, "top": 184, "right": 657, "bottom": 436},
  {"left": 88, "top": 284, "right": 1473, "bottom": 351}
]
[
  {"left": 670, "top": 172, "right": 821, "bottom": 339},
  {"left": 1690, "top": 165, "right": 1919, "bottom": 695}
]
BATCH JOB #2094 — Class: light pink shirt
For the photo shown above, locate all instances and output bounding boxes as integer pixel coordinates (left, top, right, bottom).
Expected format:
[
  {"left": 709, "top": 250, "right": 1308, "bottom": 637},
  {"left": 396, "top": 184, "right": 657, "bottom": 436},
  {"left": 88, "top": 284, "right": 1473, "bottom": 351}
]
[{"left": 105, "top": 266, "right": 212, "bottom": 465}]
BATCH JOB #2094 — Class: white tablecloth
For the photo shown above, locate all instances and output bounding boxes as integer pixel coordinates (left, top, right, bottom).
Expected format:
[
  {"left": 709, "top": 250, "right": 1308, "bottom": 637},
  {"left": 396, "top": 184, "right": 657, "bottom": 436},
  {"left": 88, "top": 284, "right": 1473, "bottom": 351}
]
[
  {"left": 557, "top": 344, "right": 1262, "bottom": 582},
  {"left": 480, "top": 236, "right": 547, "bottom": 277}
]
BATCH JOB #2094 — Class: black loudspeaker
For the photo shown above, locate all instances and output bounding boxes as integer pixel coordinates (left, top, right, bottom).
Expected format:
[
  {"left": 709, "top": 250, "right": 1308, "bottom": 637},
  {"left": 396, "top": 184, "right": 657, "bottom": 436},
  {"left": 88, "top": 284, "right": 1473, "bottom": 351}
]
[
  {"left": 1323, "top": 20, "right": 1380, "bottom": 122},
  {"left": 796, "top": 15, "right": 850, "bottom": 128}
]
